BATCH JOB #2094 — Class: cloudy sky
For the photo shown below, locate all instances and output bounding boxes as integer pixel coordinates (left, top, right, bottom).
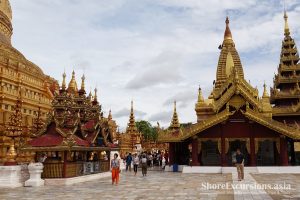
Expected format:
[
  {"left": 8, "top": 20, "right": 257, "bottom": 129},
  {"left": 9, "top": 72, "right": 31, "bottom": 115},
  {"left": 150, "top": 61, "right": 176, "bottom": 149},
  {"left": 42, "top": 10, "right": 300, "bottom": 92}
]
[{"left": 10, "top": 0, "right": 300, "bottom": 130}]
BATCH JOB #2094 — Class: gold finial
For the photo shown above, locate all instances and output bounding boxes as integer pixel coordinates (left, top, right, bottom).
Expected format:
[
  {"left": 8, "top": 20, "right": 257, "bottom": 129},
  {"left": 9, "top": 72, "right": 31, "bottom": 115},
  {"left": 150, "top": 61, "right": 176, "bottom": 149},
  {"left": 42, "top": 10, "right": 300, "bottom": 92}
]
[
  {"left": 62, "top": 71, "right": 66, "bottom": 90},
  {"left": 88, "top": 90, "right": 92, "bottom": 101},
  {"left": 81, "top": 74, "right": 85, "bottom": 91},
  {"left": 198, "top": 86, "right": 204, "bottom": 103},
  {"left": 174, "top": 101, "right": 177, "bottom": 112},
  {"left": 224, "top": 16, "right": 233, "bottom": 40},
  {"left": 262, "top": 82, "right": 269, "bottom": 98},
  {"left": 284, "top": 8, "right": 290, "bottom": 36},
  {"left": 94, "top": 88, "right": 98, "bottom": 102},
  {"left": 108, "top": 109, "right": 112, "bottom": 120}
]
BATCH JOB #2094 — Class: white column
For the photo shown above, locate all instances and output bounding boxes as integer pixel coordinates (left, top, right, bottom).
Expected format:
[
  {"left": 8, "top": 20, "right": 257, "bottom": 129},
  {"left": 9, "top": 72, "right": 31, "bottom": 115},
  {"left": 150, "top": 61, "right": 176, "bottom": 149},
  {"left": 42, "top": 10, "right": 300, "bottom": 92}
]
[{"left": 25, "top": 163, "right": 44, "bottom": 187}]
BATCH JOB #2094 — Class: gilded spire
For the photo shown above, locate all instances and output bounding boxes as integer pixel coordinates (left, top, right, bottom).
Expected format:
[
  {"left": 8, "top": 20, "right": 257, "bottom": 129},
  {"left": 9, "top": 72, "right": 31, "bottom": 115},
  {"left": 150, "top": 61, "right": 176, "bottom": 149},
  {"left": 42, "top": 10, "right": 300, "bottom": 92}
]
[
  {"left": 81, "top": 74, "right": 85, "bottom": 91},
  {"left": 262, "top": 82, "right": 269, "bottom": 98},
  {"left": 93, "top": 88, "right": 98, "bottom": 102},
  {"left": 198, "top": 86, "right": 204, "bottom": 103},
  {"left": 284, "top": 9, "right": 290, "bottom": 37},
  {"left": 170, "top": 101, "right": 180, "bottom": 129},
  {"left": 67, "top": 70, "right": 78, "bottom": 94},
  {"left": 108, "top": 109, "right": 112, "bottom": 121},
  {"left": 126, "top": 100, "right": 137, "bottom": 133},
  {"left": 62, "top": 71, "right": 66, "bottom": 90},
  {"left": 224, "top": 16, "right": 233, "bottom": 41}
]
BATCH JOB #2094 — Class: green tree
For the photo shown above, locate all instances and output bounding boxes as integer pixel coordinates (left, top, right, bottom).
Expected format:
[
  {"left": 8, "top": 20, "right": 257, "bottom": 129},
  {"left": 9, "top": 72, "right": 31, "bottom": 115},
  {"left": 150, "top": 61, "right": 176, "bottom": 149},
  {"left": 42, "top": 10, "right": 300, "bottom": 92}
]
[{"left": 136, "top": 120, "right": 158, "bottom": 141}]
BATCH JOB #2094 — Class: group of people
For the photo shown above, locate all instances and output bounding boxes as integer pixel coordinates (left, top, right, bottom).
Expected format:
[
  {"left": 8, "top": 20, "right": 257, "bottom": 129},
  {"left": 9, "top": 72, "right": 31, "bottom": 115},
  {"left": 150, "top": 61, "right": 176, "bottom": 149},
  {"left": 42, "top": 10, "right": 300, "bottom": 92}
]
[
  {"left": 124, "top": 152, "right": 167, "bottom": 175},
  {"left": 111, "top": 149, "right": 245, "bottom": 185},
  {"left": 110, "top": 151, "right": 168, "bottom": 185}
]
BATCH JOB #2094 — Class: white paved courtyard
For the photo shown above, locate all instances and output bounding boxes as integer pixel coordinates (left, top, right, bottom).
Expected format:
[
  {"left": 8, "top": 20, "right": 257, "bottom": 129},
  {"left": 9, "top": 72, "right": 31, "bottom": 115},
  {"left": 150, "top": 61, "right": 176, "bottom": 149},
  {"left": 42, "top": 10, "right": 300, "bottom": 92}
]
[{"left": 0, "top": 170, "right": 299, "bottom": 200}]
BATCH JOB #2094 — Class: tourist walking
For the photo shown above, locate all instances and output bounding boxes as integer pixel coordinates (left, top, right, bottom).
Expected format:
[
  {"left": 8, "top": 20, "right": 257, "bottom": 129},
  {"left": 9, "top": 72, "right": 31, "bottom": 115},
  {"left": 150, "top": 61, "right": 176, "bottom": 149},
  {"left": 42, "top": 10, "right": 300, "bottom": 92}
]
[
  {"left": 111, "top": 153, "right": 120, "bottom": 185},
  {"left": 126, "top": 153, "right": 132, "bottom": 172},
  {"left": 161, "top": 156, "right": 166, "bottom": 171},
  {"left": 235, "top": 149, "right": 244, "bottom": 181},
  {"left": 133, "top": 153, "right": 139, "bottom": 176},
  {"left": 141, "top": 154, "right": 147, "bottom": 176}
]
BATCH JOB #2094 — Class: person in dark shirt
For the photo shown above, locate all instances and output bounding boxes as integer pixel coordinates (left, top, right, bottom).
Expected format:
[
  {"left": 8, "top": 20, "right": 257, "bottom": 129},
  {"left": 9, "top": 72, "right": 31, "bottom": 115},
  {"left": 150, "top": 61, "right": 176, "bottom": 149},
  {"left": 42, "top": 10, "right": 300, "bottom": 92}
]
[
  {"left": 235, "top": 149, "right": 244, "bottom": 181},
  {"left": 126, "top": 153, "right": 132, "bottom": 172}
]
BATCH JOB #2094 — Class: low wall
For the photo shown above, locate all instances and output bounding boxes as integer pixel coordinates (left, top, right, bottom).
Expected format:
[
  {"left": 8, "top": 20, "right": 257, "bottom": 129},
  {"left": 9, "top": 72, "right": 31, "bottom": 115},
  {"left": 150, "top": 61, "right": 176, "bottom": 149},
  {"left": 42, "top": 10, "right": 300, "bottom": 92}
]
[{"left": 182, "top": 166, "right": 300, "bottom": 174}]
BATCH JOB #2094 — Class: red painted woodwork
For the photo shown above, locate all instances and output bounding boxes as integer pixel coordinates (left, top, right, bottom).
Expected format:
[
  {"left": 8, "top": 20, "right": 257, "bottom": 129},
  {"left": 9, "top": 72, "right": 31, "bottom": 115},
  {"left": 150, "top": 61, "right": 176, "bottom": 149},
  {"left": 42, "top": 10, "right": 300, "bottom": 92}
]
[
  {"left": 191, "top": 138, "right": 200, "bottom": 166},
  {"left": 250, "top": 136, "right": 256, "bottom": 166},
  {"left": 62, "top": 151, "right": 67, "bottom": 178},
  {"left": 280, "top": 137, "right": 289, "bottom": 166},
  {"left": 168, "top": 143, "right": 175, "bottom": 165}
]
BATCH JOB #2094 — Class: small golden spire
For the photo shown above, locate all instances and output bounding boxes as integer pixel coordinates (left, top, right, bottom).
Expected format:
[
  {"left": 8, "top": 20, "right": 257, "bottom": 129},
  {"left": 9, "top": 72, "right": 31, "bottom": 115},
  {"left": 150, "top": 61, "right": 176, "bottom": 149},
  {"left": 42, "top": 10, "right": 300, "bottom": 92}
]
[
  {"left": 68, "top": 70, "right": 78, "bottom": 93},
  {"left": 81, "top": 74, "right": 85, "bottom": 91},
  {"left": 198, "top": 86, "right": 204, "bottom": 103},
  {"left": 224, "top": 16, "right": 233, "bottom": 40},
  {"left": 170, "top": 101, "right": 180, "bottom": 129},
  {"left": 62, "top": 71, "right": 66, "bottom": 90},
  {"left": 284, "top": 9, "right": 290, "bottom": 36},
  {"left": 94, "top": 88, "right": 98, "bottom": 102},
  {"left": 262, "top": 82, "right": 269, "bottom": 98},
  {"left": 87, "top": 90, "right": 92, "bottom": 101},
  {"left": 108, "top": 109, "right": 112, "bottom": 121},
  {"left": 126, "top": 100, "right": 137, "bottom": 133}
]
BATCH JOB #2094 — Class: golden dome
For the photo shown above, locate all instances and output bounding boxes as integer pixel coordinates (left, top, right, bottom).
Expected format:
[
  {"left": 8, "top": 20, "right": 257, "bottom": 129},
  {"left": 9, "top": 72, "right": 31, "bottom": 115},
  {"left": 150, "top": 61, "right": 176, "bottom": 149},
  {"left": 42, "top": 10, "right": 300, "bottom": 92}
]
[
  {"left": 0, "top": 0, "right": 12, "bottom": 45},
  {"left": 0, "top": 0, "right": 12, "bottom": 21}
]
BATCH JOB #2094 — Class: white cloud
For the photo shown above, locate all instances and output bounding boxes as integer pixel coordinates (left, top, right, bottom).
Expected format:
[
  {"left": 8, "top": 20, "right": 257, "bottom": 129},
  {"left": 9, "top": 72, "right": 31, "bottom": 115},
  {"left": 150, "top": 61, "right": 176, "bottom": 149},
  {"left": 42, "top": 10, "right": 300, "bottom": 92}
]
[{"left": 8, "top": 0, "right": 300, "bottom": 129}]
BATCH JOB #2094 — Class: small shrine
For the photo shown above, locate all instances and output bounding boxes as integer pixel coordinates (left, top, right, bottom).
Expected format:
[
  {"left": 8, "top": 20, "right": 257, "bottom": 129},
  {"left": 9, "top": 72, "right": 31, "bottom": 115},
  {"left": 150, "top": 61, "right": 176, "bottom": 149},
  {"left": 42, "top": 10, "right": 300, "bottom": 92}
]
[{"left": 22, "top": 71, "right": 119, "bottom": 178}]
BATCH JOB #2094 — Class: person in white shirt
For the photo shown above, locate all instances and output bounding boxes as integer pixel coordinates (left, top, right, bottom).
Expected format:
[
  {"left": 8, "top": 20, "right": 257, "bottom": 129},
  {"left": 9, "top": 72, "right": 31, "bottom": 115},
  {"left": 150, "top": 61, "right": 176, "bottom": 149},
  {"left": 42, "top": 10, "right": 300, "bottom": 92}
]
[
  {"left": 133, "top": 153, "right": 139, "bottom": 176},
  {"left": 161, "top": 157, "right": 166, "bottom": 171}
]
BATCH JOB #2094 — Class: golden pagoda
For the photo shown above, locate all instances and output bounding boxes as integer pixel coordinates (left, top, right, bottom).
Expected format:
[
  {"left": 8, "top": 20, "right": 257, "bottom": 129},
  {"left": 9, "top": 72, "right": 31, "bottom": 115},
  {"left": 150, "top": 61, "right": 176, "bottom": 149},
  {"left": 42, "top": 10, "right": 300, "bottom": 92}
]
[
  {"left": 271, "top": 10, "right": 300, "bottom": 123},
  {"left": 117, "top": 101, "right": 142, "bottom": 157},
  {"left": 170, "top": 101, "right": 180, "bottom": 130},
  {"left": 158, "top": 16, "right": 300, "bottom": 167},
  {"left": 0, "top": 0, "right": 58, "bottom": 164}
]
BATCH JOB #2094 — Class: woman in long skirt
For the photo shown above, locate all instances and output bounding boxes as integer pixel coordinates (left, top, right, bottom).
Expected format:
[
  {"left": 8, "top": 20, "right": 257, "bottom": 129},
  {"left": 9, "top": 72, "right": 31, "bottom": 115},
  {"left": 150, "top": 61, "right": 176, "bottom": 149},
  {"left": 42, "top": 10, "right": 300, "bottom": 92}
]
[
  {"left": 111, "top": 153, "right": 120, "bottom": 185},
  {"left": 141, "top": 154, "right": 147, "bottom": 176}
]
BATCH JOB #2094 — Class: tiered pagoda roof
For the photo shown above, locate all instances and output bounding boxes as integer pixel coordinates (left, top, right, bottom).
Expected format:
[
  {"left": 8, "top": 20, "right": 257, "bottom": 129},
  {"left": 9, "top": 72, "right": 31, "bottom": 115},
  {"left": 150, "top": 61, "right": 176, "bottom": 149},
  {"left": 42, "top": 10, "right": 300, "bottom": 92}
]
[
  {"left": 26, "top": 71, "right": 118, "bottom": 151},
  {"left": 271, "top": 11, "right": 300, "bottom": 117},
  {"left": 117, "top": 101, "right": 142, "bottom": 155},
  {"left": 170, "top": 101, "right": 180, "bottom": 129}
]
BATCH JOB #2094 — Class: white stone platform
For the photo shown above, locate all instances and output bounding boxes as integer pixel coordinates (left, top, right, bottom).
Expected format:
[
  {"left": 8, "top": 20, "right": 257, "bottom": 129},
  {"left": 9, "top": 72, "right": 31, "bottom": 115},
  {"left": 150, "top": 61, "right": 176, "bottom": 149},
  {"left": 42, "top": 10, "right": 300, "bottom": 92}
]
[
  {"left": 44, "top": 172, "right": 111, "bottom": 186},
  {"left": 0, "top": 166, "right": 23, "bottom": 188},
  {"left": 182, "top": 166, "right": 300, "bottom": 174}
]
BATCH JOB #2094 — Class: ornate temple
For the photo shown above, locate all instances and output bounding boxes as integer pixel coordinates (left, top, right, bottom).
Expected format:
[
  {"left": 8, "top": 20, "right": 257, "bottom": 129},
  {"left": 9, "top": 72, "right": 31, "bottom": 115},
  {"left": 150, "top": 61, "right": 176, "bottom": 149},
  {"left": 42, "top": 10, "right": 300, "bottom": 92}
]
[
  {"left": 0, "top": 0, "right": 58, "bottom": 165},
  {"left": 21, "top": 72, "right": 118, "bottom": 178},
  {"left": 117, "top": 101, "right": 142, "bottom": 157},
  {"left": 158, "top": 14, "right": 300, "bottom": 167}
]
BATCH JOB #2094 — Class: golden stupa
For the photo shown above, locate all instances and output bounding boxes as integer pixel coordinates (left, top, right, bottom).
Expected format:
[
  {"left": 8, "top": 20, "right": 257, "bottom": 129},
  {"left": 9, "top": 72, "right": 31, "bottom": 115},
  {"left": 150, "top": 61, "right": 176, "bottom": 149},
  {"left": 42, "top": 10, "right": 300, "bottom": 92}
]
[{"left": 0, "top": 0, "right": 58, "bottom": 164}]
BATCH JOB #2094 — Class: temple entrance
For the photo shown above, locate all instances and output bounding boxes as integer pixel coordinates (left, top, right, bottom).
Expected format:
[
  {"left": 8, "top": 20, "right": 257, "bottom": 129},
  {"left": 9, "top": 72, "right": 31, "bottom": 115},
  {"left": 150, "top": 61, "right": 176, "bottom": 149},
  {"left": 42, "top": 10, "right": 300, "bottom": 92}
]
[
  {"left": 201, "top": 140, "right": 220, "bottom": 166},
  {"left": 256, "top": 140, "right": 276, "bottom": 166},
  {"left": 227, "top": 140, "right": 248, "bottom": 166}
]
